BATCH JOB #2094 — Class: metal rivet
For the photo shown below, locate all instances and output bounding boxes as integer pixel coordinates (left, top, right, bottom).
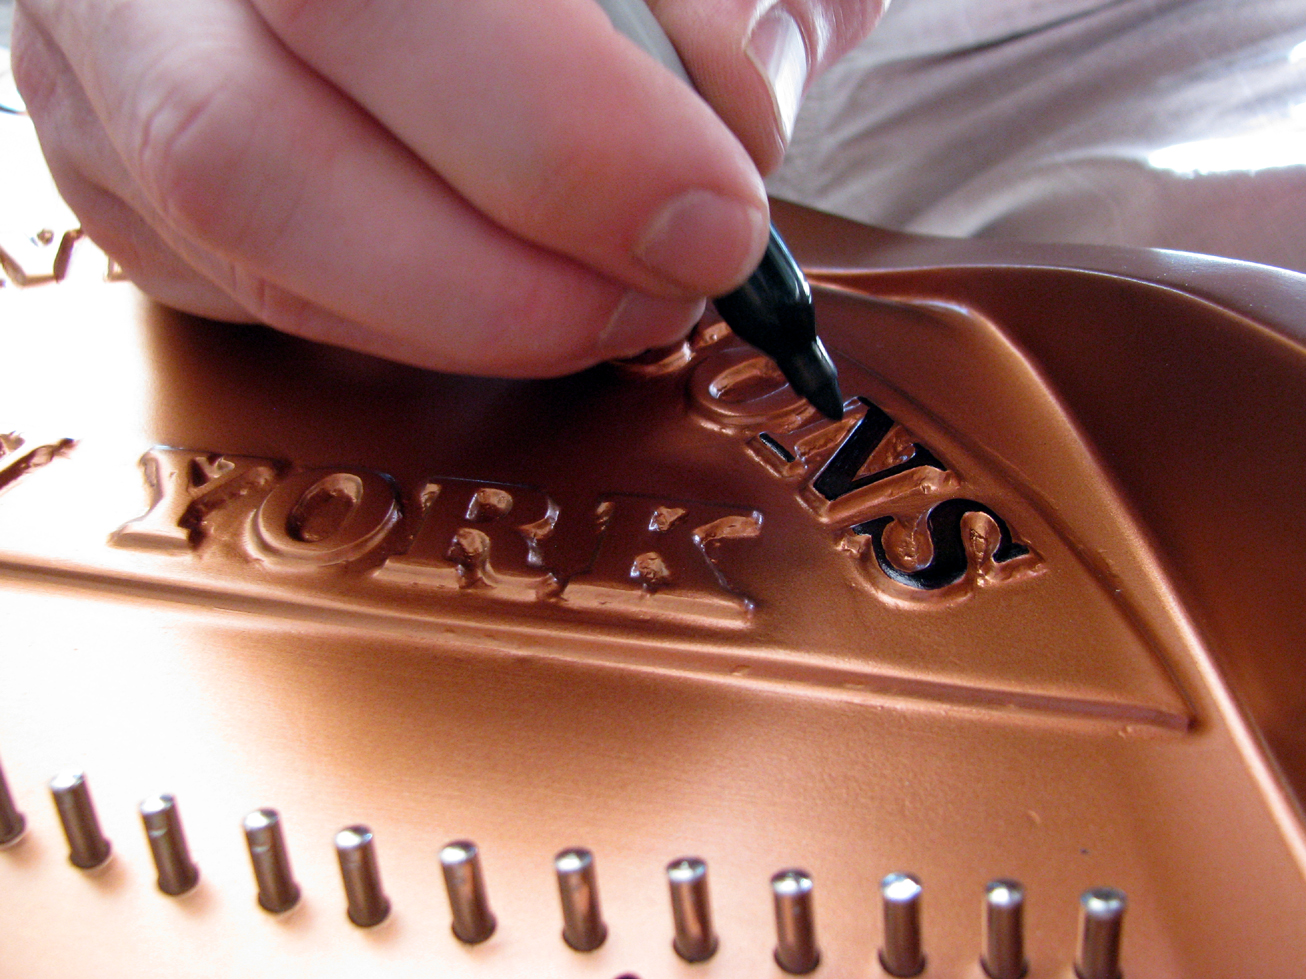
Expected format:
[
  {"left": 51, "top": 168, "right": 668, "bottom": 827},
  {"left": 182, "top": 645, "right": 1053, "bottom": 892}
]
[
  {"left": 140, "top": 794, "right": 200, "bottom": 895},
  {"left": 49, "top": 771, "right": 111, "bottom": 870},
  {"left": 441, "top": 840, "right": 496, "bottom": 944},
  {"left": 244, "top": 808, "right": 300, "bottom": 914},
  {"left": 556, "top": 847, "right": 607, "bottom": 951},
  {"left": 772, "top": 868, "right": 820, "bottom": 974},
  {"left": 982, "top": 879, "right": 1027, "bottom": 979},
  {"left": 667, "top": 856, "right": 718, "bottom": 962},
  {"left": 880, "top": 872, "right": 925, "bottom": 977},
  {"left": 1076, "top": 887, "right": 1126, "bottom": 979},
  {"left": 0, "top": 755, "right": 26, "bottom": 848},
  {"left": 335, "top": 825, "right": 390, "bottom": 927}
]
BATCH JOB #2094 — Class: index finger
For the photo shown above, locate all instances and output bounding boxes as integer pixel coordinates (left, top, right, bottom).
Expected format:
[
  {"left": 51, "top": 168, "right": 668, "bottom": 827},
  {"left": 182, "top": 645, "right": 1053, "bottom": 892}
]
[{"left": 249, "top": 0, "right": 772, "bottom": 299}]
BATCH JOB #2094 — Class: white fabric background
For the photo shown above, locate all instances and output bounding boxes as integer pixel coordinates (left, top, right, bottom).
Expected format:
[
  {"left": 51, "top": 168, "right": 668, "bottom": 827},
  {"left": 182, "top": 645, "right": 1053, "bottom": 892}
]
[{"left": 771, "top": 0, "right": 1306, "bottom": 272}]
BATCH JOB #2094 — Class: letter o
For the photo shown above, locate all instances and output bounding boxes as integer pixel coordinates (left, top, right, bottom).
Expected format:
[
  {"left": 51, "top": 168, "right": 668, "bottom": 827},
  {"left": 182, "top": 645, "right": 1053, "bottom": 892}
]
[
  {"left": 688, "top": 346, "right": 808, "bottom": 431},
  {"left": 253, "top": 468, "right": 401, "bottom": 565}
]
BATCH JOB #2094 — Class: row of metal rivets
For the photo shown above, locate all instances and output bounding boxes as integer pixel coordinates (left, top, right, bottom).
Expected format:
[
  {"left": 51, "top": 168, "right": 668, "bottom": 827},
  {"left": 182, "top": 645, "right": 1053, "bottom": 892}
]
[
  {"left": 880, "top": 872, "right": 1126, "bottom": 979},
  {"left": 1, "top": 760, "right": 1124, "bottom": 976}
]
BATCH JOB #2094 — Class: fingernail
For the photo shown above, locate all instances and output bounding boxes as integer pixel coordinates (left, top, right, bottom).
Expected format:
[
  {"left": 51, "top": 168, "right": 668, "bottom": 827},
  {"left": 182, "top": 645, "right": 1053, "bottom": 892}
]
[
  {"left": 597, "top": 291, "right": 705, "bottom": 360},
  {"left": 747, "top": 6, "right": 809, "bottom": 144},
  {"left": 635, "top": 189, "right": 768, "bottom": 295}
]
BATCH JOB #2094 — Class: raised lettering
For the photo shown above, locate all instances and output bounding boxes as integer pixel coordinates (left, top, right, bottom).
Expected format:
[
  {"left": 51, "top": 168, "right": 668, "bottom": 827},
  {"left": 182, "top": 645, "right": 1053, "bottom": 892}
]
[
  {"left": 565, "top": 495, "right": 763, "bottom": 622},
  {"left": 800, "top": 400, "right": 956, "bottom": 527},
  {"left": 251, "top": 468, "right": 401, "bottom": 566},
  {"left": 375, "top": 479, "right": 591, "bottom": 600},
  {"left": 688, "top": 345, "right": 811, "bottom": 433},
  {"left": 0, "top": 432, "right": 75, "bottom": 496},
  {"left": 111, "top": 448, "right": 277, "bottom": 552},
  {"left": 846, "top": 499, "right": 1034, "bottom": 592}
]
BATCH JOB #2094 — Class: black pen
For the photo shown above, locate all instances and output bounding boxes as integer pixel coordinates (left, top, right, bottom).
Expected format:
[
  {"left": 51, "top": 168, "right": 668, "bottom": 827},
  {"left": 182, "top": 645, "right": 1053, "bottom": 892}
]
[{"left": 597, "top": 0, "right": 844, "bottom": 421}]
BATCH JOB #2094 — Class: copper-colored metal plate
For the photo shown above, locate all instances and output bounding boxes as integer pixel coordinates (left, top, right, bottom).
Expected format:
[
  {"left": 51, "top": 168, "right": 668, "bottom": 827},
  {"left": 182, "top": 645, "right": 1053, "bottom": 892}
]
[{"left": 1, "top": 114, "right": 1305, "bottom": 978}]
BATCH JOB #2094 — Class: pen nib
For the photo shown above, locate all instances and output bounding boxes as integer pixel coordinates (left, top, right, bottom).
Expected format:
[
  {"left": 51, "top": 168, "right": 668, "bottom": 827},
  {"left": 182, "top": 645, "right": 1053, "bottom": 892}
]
[
  {"left": 783, "top": 338, "right": 844, "bottom": 422},
  {"left": 712, "top": 225, "right": 844, "bottom": 422}
]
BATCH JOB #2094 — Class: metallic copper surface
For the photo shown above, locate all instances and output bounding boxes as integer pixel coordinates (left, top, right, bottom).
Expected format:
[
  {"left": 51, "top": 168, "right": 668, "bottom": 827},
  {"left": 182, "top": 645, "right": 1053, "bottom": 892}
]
[{"left": 2, "top": 110, "right": 1306, "bottom": 977}]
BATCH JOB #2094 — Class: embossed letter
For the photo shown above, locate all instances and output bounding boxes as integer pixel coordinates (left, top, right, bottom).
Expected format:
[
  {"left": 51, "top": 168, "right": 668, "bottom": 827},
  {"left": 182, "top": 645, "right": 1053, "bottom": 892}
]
[
  {"left": 375, "top": 479, "right": 591, "bottom": 600},
  {"left": 111, "top": 448, "right": 276, "bottom": 551},
  {"left": 251, "top": 467, "right": 401, "bottom": 566},
  {"left": 845, "top": 499, "right": 1034, "bottom": 592},
  {"left": 687, "top": 345, "right": 812, "bottom": 433},
  {"left": 0, "top": 432, "right": 75, "bottom": 495},
  {"left": 565, "top": 495, "right": 763, "bottom": 622}
]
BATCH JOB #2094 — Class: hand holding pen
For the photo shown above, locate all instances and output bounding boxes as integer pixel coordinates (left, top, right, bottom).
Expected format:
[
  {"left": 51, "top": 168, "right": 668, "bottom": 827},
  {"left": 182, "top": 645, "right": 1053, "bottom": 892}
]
[{"left": 14, "top": 0, "right": 883, "bottom": 380}]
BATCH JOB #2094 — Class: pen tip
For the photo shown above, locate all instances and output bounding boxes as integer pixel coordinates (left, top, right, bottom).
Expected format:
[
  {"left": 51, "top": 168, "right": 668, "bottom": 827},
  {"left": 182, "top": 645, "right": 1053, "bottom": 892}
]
[{"left": 782, "top": 339, "right": 844, "bottom": 422}]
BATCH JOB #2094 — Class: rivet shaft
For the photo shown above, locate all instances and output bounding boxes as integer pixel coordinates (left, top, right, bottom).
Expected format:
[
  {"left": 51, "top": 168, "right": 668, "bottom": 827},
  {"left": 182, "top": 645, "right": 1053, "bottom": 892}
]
[
  {"left": 880, "top": 872, "right": 925, "bottom": 977},
  {"left": 0, "top": 755, "right": 26, "bottom": 847},
  {"left": 140, "top": 793, "right": 200, "bottom": 895},
  {"left": 49, "top": 771, "right": 111, "bottom": 869},
  {"left": 335, "top": 825, "right": 390, "bottom": 927},
  {"left": 667, "top": 856, "right": 718, "bottom": 962},
  {"left": 983, "top": 879, "right": 1028, "bottom": 979},
  {"left": 244, "top": 808, "right": 300, "bottom": 913},
  {"left": 1076, "top": 887, "right": 1126, "bottom": 979},
  {"left": 441, "top": 840, "right": 496, "bottom": 944},
  {"left": 556, "top": 847, "right": 607, "bottom": 951},
  {"left": 772, "top": 868, "right": 820, "bottom": 974}
]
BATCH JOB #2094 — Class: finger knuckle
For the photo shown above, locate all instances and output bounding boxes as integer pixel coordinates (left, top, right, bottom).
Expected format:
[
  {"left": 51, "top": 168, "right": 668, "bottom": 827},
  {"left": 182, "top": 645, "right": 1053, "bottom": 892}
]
[{"left": 127, "top": 53, "right": 254, "bottom": 249}]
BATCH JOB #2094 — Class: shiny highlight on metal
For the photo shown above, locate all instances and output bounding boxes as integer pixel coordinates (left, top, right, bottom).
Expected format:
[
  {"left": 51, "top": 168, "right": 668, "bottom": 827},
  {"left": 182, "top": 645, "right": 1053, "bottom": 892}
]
[
  {"left": 243, "top": 808, "right": 300, "bottom": 914},
  {"left": 1076, "top": 887, "right": 1127, "bottom": 979},
  {"left": 0, "top": 755, "right": 26, "bottom": 848},
  {"left": 140, "top": 793, "right": 200, "bottom": 895},
  {"left": 335, "top": 825, "right": 390, "bottom": 927},
  {"left": 555, "top": 847, "right": 607, "bottom": 951},
  {"left": 879, "top": 872, "right": 925, "bottom": 977},
  {"left": 49, "top": 771, "right": 111, "bottom": 870},
  {"left": 771, "top": 868, "right": 820, "bottom": 974},
  {"left": 440, "top": 840, "right": 497, "bottom": 944},
  {"left": 667, "top": 856, "right": 718, "bottom": 962},
  {"left": 982, "top": 879, "right": 1028, "bottom": 979}
]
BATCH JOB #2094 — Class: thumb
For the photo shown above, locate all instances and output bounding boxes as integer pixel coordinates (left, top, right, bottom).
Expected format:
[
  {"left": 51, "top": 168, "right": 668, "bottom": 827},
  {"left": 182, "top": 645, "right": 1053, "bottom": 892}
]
[{"left": 651, "top": 0, "right": 885, "bottom": 173}]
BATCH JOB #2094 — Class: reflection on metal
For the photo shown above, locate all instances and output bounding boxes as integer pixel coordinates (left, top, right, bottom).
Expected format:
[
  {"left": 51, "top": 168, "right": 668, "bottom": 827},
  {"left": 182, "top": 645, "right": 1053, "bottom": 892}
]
[{"left": 0, "top": 754, "right": 25, "bottom": 848}]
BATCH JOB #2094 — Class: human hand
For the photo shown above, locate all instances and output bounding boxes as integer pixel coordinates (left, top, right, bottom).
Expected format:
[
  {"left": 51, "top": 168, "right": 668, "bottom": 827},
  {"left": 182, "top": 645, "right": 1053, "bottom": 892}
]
[{"left": 12, "top": 0, "right": 883, "bottom": 377}]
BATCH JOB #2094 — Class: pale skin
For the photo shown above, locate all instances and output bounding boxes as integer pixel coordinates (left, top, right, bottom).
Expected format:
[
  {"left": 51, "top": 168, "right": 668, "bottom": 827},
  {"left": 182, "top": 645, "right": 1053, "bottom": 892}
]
[{"left": 12, "top": 0, "right": 883, "bottom": 377}]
